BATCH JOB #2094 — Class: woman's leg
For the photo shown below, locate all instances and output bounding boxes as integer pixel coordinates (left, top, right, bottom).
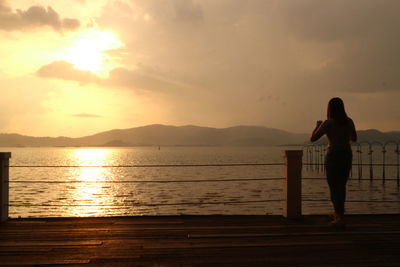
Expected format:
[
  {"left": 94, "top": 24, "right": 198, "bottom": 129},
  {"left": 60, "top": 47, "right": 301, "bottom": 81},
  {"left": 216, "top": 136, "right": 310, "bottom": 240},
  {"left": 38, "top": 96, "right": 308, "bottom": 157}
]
[
  {"left": 325, "top": 150, "right": 352, "bottom": 218},
  {"left": 333, "top": 177, "right": 347, "bottom": 216},
  {"left": 326, "top": 175, "right": 345, "bottom": 216},
  {"left": 339, "top": 151, "right": 353, "bottom": 216}
]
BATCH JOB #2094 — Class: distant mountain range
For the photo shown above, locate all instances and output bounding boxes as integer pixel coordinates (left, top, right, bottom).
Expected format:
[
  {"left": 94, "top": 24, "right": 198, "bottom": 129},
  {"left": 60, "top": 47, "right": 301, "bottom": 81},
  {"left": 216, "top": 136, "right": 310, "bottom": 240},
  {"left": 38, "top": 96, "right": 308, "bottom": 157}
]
[{"left": 0, "top": 124, "right": 399, "bottom": 147}]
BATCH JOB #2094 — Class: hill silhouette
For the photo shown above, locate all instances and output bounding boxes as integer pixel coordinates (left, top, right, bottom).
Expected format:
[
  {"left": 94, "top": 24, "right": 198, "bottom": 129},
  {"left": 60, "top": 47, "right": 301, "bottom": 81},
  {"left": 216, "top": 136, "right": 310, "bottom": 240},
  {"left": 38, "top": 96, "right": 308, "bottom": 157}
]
[{"left": 0, "top": 124, "right": 398, "bottom": 147}]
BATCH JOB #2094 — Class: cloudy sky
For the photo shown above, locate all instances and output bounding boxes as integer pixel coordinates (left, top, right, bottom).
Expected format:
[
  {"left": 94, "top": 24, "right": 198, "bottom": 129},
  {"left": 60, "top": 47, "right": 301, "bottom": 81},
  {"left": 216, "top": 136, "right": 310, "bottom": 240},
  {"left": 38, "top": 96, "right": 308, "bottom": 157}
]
[{"left": 1, "top": 0, "right": 399, "bottom": 137}]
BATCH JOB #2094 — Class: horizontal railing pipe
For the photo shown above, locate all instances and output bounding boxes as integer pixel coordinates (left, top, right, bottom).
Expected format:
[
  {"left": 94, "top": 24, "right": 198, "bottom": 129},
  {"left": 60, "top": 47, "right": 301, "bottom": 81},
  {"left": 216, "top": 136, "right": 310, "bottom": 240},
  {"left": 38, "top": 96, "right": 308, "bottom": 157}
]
[{"left": 8, "top": 163, "right": 284, "bottom": 168}]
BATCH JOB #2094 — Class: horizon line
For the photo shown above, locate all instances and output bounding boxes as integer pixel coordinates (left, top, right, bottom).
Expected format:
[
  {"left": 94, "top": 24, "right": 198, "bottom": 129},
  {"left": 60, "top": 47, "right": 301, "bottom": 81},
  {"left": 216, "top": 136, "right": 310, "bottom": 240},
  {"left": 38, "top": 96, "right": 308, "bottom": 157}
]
[{"left": 0, "top": 123, "right": 399, "bottom": 139}]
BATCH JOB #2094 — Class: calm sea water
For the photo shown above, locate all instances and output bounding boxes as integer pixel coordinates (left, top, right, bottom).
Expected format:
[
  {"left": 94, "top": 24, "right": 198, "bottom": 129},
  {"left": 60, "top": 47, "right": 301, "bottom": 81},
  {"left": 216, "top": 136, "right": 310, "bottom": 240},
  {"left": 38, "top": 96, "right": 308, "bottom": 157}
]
[{"left": 4, "top": 146, "right": 400, "bottom": 218}]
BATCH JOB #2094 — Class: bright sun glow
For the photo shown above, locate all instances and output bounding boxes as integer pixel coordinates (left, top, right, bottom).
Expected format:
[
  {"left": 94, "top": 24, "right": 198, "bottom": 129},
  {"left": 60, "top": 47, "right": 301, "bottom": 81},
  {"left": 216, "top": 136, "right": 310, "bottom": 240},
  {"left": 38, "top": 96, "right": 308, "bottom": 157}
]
[{"left": 62, "top": 29, "right": 123, "bottom": 75}]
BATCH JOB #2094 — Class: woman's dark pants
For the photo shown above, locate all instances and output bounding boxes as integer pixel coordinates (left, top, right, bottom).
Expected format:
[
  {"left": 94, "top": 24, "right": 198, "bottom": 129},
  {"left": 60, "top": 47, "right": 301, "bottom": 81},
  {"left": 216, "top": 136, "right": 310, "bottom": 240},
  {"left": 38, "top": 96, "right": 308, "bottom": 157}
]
[{"left": 325, "top": 150, "right": 352, "bottom": 215}]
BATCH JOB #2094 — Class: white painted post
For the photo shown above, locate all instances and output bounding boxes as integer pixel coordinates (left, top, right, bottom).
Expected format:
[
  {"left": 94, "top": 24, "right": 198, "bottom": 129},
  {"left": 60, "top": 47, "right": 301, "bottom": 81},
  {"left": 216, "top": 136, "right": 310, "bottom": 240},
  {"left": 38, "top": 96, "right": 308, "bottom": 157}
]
[
  {"left": 0, "top": 152, "right": 11, "bottom": 222},
  {"left": 283, "top": 150, "right": 303, "bottom": 219}
]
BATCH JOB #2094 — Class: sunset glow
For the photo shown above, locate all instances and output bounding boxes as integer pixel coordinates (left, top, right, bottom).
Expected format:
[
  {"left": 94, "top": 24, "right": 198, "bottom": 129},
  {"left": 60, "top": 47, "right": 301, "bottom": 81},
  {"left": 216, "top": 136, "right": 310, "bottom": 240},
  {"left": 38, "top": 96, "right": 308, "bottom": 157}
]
[
  {"left": 61, "top": 29, "right": 123, "bottom": 75},
  {"left": 0, "top": 0, "right": 399, "bottom": 137}
]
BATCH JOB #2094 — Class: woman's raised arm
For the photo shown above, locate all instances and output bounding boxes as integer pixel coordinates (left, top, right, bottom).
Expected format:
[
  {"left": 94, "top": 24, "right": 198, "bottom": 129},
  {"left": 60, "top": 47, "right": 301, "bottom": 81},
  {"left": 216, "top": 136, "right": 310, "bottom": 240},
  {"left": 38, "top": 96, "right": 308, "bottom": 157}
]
[{"left": 310, "top": 120, "right": 324, "bottom": 142}]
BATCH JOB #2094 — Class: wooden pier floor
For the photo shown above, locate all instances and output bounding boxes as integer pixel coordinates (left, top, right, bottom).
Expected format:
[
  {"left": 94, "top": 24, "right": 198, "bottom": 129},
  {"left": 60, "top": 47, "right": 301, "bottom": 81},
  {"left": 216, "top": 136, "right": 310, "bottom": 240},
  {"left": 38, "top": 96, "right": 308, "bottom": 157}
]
[{"left": 0, "top": 215, "right": 399, "bottom": 266}]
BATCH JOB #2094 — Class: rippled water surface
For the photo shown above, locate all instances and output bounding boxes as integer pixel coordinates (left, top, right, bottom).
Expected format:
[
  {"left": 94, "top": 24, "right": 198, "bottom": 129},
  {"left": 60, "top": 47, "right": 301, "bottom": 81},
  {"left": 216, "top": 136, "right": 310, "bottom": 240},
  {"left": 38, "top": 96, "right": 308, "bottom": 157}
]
[{"left": 5, "top": 146, "right": 400, "bottom": 217}]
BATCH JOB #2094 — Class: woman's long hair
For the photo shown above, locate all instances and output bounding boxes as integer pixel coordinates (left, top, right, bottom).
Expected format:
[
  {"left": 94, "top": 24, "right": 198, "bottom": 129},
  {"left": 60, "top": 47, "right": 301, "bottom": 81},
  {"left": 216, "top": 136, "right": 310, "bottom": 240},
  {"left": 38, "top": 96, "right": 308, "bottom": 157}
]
[{"left": 327, "top": 97, "right": 348, "bottom": 125}]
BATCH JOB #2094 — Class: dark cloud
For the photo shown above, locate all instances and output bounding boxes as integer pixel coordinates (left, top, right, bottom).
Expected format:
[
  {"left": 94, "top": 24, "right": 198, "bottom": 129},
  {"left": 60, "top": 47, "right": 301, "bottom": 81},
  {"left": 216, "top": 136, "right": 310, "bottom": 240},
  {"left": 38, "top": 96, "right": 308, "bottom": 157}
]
[
  {"left": 107, "top": 66, "right": 183, "bottom": 92},
  {"left": 94, "top": 0, "right": 400, "bottom": 96},
  {"left": 143, "top": 0, "right": 203, "bottom": 25},
  {"left": 277, "top": 0, "right": 400, "bottom": 92},
  {"left": 278, "top": 0, "right": 400, "bottom": 42},
  {"left": 0, "top": 0, "right": 80, "bottom": 32},
  {"left": 72, "top": 113, "right": 102, "bottom": 118},
  {"left": 61, "top": 18, "right": 80, "bottom": 30},
  {"left": 171, "top": 0, "right": 204, "bottom": 24},
  {"left": 37, "top": 61, "right": 96, "bottom": 83},
  {"left": 305, "top": 44, "right": 400, "bottom": 93}
]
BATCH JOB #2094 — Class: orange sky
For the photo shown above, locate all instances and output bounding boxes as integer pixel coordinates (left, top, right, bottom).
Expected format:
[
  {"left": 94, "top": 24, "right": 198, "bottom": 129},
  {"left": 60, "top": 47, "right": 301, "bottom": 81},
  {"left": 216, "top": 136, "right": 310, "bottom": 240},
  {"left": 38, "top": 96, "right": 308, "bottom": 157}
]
[{"left": 1, "top": 0, "right": 399, "bottom": 137}]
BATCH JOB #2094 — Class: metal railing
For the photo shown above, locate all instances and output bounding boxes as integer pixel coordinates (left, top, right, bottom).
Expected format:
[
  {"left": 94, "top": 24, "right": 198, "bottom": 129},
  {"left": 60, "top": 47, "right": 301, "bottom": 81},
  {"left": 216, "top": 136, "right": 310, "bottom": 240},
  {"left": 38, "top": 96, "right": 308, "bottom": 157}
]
[
  {"left": 1, "top": 149, "right": 400, "bottom": 221},
  {"left": 7, "top": 165, "right": 285, "bottom": 207},
  {"left": 0, "top": 151, "right": 304, "bottom": 220},
  {"left": 304, "top": 141, "right": 400, "bottom": 184}
]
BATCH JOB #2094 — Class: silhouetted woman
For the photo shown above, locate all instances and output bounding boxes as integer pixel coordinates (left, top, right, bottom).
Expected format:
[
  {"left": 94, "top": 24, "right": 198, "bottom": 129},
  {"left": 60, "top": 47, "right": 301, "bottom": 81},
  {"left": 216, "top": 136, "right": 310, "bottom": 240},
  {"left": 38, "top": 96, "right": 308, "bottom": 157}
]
[{"left": 310, "top": 97, "right": 357, "bottom": 227}]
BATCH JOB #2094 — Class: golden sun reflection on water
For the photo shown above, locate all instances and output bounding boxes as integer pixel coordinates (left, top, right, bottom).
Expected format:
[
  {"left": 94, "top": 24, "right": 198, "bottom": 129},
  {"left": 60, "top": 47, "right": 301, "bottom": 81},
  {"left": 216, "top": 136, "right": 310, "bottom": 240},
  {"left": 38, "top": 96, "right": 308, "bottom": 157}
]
[{"left": 66, "top": 148, "right": 114, "bottom": 216}]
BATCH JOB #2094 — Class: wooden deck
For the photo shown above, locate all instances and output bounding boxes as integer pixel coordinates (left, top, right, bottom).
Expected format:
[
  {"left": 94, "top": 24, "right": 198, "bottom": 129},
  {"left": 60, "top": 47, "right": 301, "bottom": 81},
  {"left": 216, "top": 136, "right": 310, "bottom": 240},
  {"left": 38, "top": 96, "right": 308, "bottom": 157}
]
[{"left": 0, "top": 215, "right": 399, "bottom": 266}]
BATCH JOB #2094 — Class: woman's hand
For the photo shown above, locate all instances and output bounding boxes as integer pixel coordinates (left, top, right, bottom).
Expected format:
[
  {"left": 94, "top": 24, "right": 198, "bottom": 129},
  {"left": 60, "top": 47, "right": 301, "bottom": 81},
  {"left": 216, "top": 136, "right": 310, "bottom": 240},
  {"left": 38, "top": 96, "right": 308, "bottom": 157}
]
[{"left": 310, "top": 120, "right": 324, "bottom": 142}]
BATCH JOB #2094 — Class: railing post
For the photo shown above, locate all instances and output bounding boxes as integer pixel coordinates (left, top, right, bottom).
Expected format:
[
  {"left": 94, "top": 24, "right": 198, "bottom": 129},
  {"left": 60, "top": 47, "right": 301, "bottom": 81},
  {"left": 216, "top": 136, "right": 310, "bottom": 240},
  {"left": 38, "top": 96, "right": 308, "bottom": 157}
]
[
  {"left": 283, "top": 150, "right": 303, "bottom": 219},
  {"left": 0, "top": 152, "right": 11, "bottom": 223}
]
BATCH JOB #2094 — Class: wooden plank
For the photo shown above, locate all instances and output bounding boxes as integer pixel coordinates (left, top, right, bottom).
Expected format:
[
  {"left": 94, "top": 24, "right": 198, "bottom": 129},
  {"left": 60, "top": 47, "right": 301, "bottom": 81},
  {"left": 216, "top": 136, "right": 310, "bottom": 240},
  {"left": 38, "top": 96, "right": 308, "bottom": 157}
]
[
  {"left": 113, "top": 219, "right": 185, "bottom": 225},
  {"left": 187, "top": 231, "right": 400, "bottom": 239},
  {"left": 0, "top": 247, "right": 51, "bottom": 252},
  {"left": 0, "top": 240, "right": 102, "bottom": 247},
  {"left": 143, "top": 239, "right": 353, "bottom": 249},
  {"left": 0, "top": 215, "right": 399, "bottom": 266},
  {"left": 0, "top": 259, "right": 90, "bottom": 265}
]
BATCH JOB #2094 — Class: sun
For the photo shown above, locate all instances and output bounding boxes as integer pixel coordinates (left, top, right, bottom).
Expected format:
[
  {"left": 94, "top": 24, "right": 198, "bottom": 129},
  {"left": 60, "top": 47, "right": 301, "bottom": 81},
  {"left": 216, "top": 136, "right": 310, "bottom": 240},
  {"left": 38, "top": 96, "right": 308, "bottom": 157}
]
[{"left": 61, "top": 29, "right": 123, "bottom": 75}]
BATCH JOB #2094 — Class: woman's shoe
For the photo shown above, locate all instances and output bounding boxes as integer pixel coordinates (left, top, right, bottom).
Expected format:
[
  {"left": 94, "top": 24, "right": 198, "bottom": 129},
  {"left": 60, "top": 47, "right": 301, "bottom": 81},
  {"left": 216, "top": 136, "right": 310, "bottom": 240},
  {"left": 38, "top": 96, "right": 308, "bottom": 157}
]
[
  {"left": 329, "top": 218, "right": 346, "bottom": 229},
  {"left": 328, "top": 213, "right": 337, "bottom": 221}
]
